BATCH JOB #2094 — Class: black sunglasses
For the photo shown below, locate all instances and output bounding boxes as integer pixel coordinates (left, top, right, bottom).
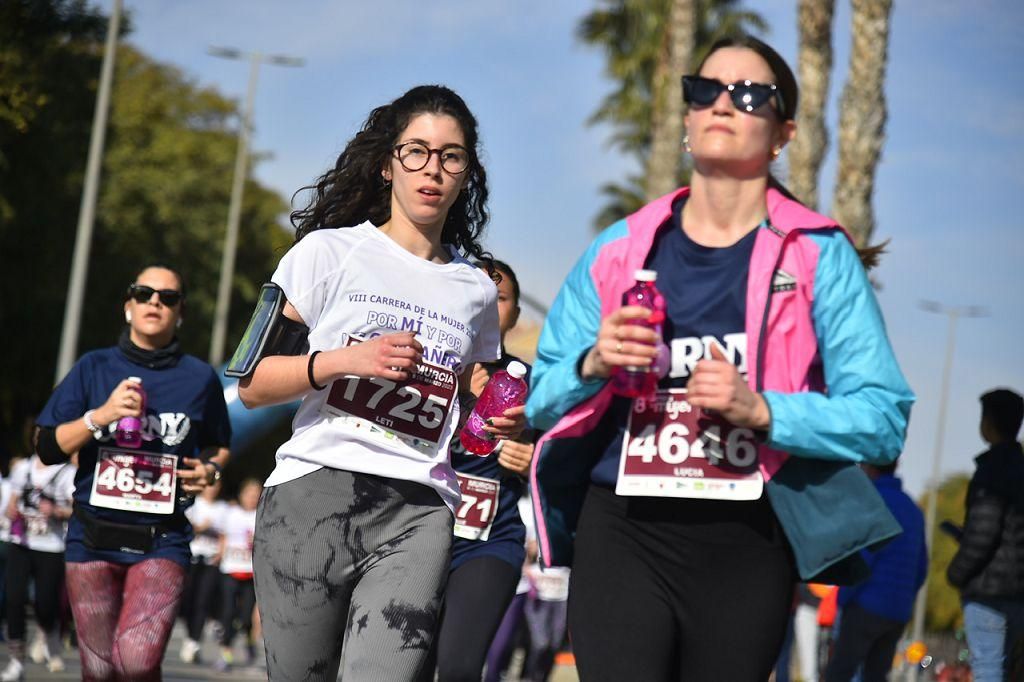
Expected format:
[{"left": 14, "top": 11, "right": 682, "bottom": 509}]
[
  {"left": 127, "top": 284, "right": 182, "bottom": 307},
  {"left": 682, "top": 75, "right": 787, "bottom": 119}
]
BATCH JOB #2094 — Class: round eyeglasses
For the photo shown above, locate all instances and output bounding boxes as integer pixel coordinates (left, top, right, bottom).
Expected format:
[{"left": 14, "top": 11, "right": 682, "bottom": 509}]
[{"left": 393, "top": 142, "right": 470, "bottom": 174}]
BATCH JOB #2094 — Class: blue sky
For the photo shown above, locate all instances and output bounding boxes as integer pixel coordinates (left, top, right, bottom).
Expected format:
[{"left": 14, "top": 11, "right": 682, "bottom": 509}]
[{"left": 106, "top": 0, "right": 1022, "bottom": 497}]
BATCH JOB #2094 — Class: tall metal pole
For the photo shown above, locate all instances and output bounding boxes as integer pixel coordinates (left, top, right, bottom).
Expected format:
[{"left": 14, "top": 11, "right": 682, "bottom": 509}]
[
  {"left": 54, "top": 0, "right": 123, "bottom": 383},
  {"left": 209, "top": 53, "right": 260, "bottom": 367},
  {"left": 206, "top": 49, "right": 303, "bottom": 367},
  {"left": 910, "top": 310, "right": 958, "bottom": 646},
  {"left": 907, "top": 301, "right": 987, "bottom": 676}
]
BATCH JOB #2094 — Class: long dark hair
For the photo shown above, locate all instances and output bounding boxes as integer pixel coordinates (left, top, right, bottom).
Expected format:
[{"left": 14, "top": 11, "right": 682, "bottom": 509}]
[{"left": 290, "top": 85, "right": 491, "bottom": 264}]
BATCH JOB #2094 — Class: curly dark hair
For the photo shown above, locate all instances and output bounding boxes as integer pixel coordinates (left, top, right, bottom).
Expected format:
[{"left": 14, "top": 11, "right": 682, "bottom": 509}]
[{"left": 290, "top": 85, "right": 491, "bottom": 264}]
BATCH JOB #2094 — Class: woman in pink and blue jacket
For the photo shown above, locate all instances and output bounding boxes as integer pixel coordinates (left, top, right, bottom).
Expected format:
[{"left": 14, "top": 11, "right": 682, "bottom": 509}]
[{"left": 525, "top": 36, "right": 914, "bottom": 681}]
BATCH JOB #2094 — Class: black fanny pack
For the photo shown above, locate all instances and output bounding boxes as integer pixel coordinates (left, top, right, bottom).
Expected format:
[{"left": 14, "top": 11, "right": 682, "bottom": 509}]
[{"left": 74, "top": 506, "right": 170, "bottom": 556}]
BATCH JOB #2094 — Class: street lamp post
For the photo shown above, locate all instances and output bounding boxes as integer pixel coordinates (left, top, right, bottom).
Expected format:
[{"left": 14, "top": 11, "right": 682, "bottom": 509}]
[
  {"left": 207, "top": 48, "right": 303, "bottom": 367},
  {"left": 908, "top": 300, "right": 988, "bottom": 663},
  {"left": 54, "top": 0, "right": 123, "bottom": 383}
]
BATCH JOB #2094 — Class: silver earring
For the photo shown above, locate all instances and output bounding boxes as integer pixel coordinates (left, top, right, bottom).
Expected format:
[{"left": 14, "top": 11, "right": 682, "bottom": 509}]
[
  {"left": 125, "top": 311, "right": 132, "bottom": 323},
  {"left": 176, "top": 318, "right": 183, "bottom": 329},
  {"left": 683, "top": 134, "right": 692, "bottom": 153},
  {"left": 771, "top": 145, "right": 782, "bottom": 160}
]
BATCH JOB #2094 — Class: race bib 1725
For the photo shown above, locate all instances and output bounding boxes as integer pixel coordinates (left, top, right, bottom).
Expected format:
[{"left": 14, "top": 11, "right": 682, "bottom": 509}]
[{"left": 323, "top": 336, "right": 458, "bottom": 451}]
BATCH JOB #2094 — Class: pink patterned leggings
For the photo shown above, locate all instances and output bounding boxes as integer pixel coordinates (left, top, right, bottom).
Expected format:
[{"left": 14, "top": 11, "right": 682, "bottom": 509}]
[{"left": 66, "top": 559, "right": 185, "bottom": 681}]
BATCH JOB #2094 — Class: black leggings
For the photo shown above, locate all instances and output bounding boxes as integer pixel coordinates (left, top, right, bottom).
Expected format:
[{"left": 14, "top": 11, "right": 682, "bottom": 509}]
[
  {"left": 5, "top": 544, "right": 64, "bottom": 641},
  {"left": 568, "top": 485, "right": 796, "bottom": 682},
  {"left": 182, "top": 559, "right": 221, "bottom": 641},
  {"left": 418, "top": 555, "right": 521, "bottom": 682},
  {"left": 219, "top": 574, "right": 256, "bottom": 647}
]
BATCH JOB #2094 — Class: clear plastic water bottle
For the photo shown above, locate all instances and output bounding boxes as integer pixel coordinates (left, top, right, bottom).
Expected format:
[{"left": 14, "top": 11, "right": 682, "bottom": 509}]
[
  {"left": 610, "top": 269, "right": 666, "bottom": 398},
  {"left": 114, "top": 376, "right": 146, "bottom": 449},
  {"left": 460, "top": 361, "right": 529, "bottom": 456}
]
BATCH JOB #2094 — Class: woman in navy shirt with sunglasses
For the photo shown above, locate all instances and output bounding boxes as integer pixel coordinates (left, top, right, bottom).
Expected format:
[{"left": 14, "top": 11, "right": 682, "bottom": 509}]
[{"left": 36, "top": 264, "right": 231, "bottom": 681}]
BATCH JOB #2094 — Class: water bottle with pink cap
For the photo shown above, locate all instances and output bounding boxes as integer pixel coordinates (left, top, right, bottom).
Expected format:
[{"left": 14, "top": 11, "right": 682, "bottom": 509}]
[
  {"left": 610, "top": 269, "right": 666, "bottom": 398},
  {"left": 459, "top": 361, "right": 529, "bottom": 456}
]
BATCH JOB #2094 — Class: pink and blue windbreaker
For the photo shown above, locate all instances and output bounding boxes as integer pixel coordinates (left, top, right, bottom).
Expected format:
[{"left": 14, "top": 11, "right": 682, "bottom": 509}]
[{"left": 526, "top": 187, "right": 915, "bottom": 578}]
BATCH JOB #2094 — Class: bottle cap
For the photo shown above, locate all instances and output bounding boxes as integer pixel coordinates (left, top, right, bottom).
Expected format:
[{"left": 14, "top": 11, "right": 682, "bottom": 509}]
[
  {"left": 128, "top": 376, "right": 142, "bottom": 384},
  {"left": 634, "top": 269, "right": 657, "bottom": 282},
  {"left": 506, "top": 361, "right": 528, "bottom": 379}
]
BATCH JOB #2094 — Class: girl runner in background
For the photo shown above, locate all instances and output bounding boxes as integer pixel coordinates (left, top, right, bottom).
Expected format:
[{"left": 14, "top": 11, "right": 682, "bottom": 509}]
[
  {"left": 35, "top": 264, "right": 231, "bottom": 681},
  {"left": 526, "top": 36, "right": 913, "bottom": 681},
  {"left": 419, "top": 259, "right": 535, "bottom": 682},
  {"left": 214, "top": 479, "right": 261, "bottom": 672},
  {"left": 237, "top": 85, "right": 525, "bottom": 681},
  {"left": 1, "top": 449, "right": 75, "bottom": 680},
  {"left": 179, "top": 479, "right": 226, "bottom": 664}
]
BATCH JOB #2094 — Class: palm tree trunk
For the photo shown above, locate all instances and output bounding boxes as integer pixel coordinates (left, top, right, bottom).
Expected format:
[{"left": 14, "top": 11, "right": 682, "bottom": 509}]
[
  {"left": 788, "top": 0, "right": 835, "bottom": 210},
  {"left": 644, "top": 0, "right": 695, "bottom": 201},
  {"left": 832, "top": 0, "right": 893, "bottom": 246}
]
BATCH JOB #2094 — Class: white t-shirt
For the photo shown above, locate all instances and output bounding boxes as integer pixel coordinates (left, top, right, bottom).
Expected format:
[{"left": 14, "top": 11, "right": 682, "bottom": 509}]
[
  {"left": 0, "top": 478, "right": 12, "bottom": 543},
  {"left": 186, "top": 496, "right": 228, "bottom": 560},
  {"left": 264, "top": 223, "right": 502, "bottom": 512},
  {"left": 218, "top": 504, "right": 256, "bottom": 576},
  {"left": 9, "top": 456, "right": 76, "bottom": 553}
]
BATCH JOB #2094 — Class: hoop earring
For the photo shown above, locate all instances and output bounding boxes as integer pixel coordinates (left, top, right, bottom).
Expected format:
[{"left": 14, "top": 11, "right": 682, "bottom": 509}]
[{"left": 683, "top": 134, "right": 692, "bottom": 153}]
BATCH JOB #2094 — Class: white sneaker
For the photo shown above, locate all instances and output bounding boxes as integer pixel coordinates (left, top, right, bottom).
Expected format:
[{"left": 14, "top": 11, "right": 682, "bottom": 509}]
[
  {"left": 0, "top": 659, "right": 24, "bottom": 682},
  {"left": 46, "top": 656, "right": 65, "bottom": 673},
  {"left": 179, "top": 638, "right": 201, "bottom": 664},
  {"left": 28, "top": 636, "right": 47, "bottom": 665}
]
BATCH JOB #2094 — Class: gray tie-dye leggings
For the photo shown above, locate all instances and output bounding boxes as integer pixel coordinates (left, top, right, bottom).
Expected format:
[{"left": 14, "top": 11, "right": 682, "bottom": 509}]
[{"left": 253, "top": 467, "right": 453, "bottom": 681}]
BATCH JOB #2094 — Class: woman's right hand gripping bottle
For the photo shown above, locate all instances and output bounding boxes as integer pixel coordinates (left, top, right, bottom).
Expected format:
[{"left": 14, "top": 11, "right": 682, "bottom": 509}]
[
  {"left": 610, "top": 269, "right": 666, "bottom": 399},
  {"left": 459, "top": 361, "right": 529, "bottom": 456},
  {"left": 114, "top": 377, "right": 146, "bottom": 449}
]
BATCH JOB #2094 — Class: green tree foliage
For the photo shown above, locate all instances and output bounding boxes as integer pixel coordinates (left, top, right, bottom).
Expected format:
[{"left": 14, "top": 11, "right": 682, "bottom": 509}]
[
  {"left": 920, "top": 473, "right": 970, "bottom": 632},
  {"left": 578, "top": 0, "right": 766, "bottom": 228},
  {"left": 0, "top": 1, "right": 290, "bottom": 458}
]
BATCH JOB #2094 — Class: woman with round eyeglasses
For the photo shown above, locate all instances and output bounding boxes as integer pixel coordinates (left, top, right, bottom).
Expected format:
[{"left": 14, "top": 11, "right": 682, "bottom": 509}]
[
  {"left": 236, "top": 85, "right": 525, "bottom": 681},
  {"left": 35, "top": 264, "right": 231, "bottom": 681},
  {"left": 526, "top": 35, "right": 914, "bottom": 680}
]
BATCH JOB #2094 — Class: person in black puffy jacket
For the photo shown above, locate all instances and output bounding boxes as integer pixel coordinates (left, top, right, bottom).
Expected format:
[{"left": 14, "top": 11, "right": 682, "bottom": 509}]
[{"left": 947, "top": 388, "right": 1024, "bottom": 682}]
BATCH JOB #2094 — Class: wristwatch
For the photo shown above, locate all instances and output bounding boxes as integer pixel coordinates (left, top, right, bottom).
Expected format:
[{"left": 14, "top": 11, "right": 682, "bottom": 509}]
[
  {"left": 83, "top": 410, "right": 103, "bottom": 439},
  {"left": 204, "top": 460, "right": 223, "bottom": 485}
]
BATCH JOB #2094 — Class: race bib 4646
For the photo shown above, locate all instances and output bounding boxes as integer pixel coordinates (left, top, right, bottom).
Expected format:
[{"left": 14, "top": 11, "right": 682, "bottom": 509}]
[{"left": 616, "top": 389, "right": 763, "bottom": 501}]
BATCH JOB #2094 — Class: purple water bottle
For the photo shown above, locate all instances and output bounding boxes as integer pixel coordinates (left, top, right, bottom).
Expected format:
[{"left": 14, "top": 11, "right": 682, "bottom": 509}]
[
  {"left": 114, "top": 376, "right": 146, "bottom": 449},
  {"left": 460, "top": 361, "right": 529, "bottom": 456},
  {"left": 610, "top": 269, "right": 666, "bottom": 398}
]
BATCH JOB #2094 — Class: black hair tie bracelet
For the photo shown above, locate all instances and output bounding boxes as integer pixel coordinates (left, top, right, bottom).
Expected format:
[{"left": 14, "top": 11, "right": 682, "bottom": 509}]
[{"left": 308, "top": 350, "right": 327, "bottom": 391}]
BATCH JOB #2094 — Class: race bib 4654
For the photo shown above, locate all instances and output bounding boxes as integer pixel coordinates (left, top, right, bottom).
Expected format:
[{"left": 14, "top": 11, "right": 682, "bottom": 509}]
[{"left": 89, "top": 448, "right": 178, "bottom": 514}]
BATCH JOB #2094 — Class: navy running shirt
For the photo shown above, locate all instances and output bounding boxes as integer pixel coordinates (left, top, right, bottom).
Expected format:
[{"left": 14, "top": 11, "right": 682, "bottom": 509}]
[
  {"left": 591, "top": 197, "right": 756, "bottom": 486},
  {"left": 588, "top": 197, "right": 785, "bottom": 548},
  {"left": 37, "top": 346, "right": 231, "bottom": 567},
  {"left": 449, "top": 354, "right": 530, "bottom": 572}
]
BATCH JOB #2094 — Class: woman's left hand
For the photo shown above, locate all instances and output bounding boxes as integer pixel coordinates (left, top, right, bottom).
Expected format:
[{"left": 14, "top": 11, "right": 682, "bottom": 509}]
[
  {"left": 497, "top": 440, "right": 534, "bottom": 475},
  {"left": 179, "top": 457, "right": 213, "bottom": 494},
  {"left": 687, "top": 343, "right": 771, "bottom": 430},
  {"left": 482, "top": 405, "right": 528, "bottom": 443}
]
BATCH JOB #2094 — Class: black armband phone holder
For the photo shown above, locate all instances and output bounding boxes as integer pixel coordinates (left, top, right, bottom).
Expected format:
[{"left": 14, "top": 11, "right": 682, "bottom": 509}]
[{"left": 224, "top": 283, "right": 310, "bottom": 378}]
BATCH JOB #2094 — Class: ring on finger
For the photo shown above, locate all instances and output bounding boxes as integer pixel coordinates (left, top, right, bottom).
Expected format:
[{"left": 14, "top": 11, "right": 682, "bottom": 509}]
[{"left": 615, "top": 341, "right": 623, "bottom": 353}]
